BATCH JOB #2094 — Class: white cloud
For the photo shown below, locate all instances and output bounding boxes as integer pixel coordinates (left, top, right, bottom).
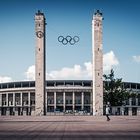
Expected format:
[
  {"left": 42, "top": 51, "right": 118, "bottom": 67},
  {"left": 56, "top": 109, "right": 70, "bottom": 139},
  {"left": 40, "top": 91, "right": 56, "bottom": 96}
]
[
  {"left": 47, "top": 63, "right": 90, "bottom": 80},
  {"left": 0, "top": 76, "right": 13, "bottom": 83},
  {"left": 84, "top": 62, "right": 92, "bottom": 77},
  {"left": 0, "top": 51, "right": 119, "bottom": 83},
  {"left": 25, "top": 65, "right": 35, "bottom": 80},
  {"left": 103, "top": 51, "right": 119, "bottom": 72},
  {"left": 25, "top": 51, "right": 119, "bottom": 80},
  {"left": 133, "top": 55, "right": 140, "bottom": 63}
]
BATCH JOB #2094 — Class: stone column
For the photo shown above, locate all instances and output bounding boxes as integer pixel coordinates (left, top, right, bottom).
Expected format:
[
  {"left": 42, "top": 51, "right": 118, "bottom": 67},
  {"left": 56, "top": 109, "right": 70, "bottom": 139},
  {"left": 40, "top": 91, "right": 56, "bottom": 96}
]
[
  {"left": 129, "top": 107, "right": 132, "bottom": 116},
  {"left": 6, "top": 94, "right": 9, "bottom": 115},
  {"left": 92, "top": 10, "right": 103, "bottom": 116},
  {"left": 13, "top": 93, "right": 15, "bottom": 115},
  {"left": 13, "top": 93, "right": 15, "bottom": 106},
  {"left": 21, "top": 93, "right": 23, "bottom": 115},
  {"left": 0, "top": 94, "right": 2, "bottom": 106},
  {"left": 81, "top": 92, "right": 84, "bottom": 110},
  {"left": 63, "top": 92, "right": 65, "bottom": 112},
  {"left": 72, "top": 92, "right": 75, "bottom": 112},
  {"left": 6, "top": 107, "right": 10, "bottom": 116},
  {"left": 121, "top": 107, "right": 124, "bottom": 115},
  {"left": 54, "top": 92, "right": 56, "bottom": 111},
  {"left": 28, "top": 92, "right": 31, "bottom": 106},
  {"left": 6, "top": 93, "right": 8, "bottom": 106},
  {"left": 0, "top": 94, "right": 1, "bottom": 116},
  {"left": 129, "top": 98, "right": 132, "bottom": 106},
  {"left": 136, "top": 98, "right": 138, "bottom": 106},
  {"left": 21, "top": 93, "right": 23, "bottom": 106},
  {"left": 90, "top": 92, "right": 93, "bottom": 114},
  {"left": 46, "top": 91, "right": 47, "bottom": 114},
  {"left": 35, "top": 11, "right": 46, "bottom": 116},
  {"left": 15, "top": 109, "right": 19, "bottom": 116},
  {"left": 111, "top": 107, "right": 116, "bottom": 115},
  {"left": 28, "top": 92, "right": 31, "bottom": 115},
  {"left": 23, "top": 108, "right": 27, "bottom": 116}
]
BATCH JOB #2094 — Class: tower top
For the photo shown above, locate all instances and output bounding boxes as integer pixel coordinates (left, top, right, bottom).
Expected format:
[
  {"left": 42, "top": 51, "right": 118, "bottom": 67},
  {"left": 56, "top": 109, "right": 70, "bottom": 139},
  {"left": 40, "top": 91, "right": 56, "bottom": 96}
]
[
  {"left": 35, "top": 10, "right": 44, "bottom": 16},
  {"left": 35, "top": 10, "right": 46, "bottom": 21},
  {"left": 94, "top": 10, "right": 103, "bottom": 16}
]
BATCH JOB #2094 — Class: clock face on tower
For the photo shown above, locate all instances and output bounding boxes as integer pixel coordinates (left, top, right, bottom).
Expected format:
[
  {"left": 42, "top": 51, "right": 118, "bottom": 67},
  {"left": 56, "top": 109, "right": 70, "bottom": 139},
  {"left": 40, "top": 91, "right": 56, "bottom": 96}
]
[{"left": 36, "top": 31, "right": 44, "bottom": 38}]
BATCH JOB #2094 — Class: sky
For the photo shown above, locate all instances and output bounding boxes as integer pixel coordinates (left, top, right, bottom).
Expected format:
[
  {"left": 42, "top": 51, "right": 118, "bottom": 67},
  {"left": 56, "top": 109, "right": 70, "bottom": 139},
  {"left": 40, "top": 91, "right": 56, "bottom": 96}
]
[{"left": 0, "top": 0, "right": 140, "bottom": 83}]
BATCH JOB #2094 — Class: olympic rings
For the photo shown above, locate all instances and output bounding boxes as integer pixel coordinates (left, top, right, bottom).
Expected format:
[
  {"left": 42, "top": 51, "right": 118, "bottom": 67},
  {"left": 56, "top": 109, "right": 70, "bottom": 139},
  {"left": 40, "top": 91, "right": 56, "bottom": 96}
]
[{"left": 58, "top": 35, "right": 79, "bottom": 45}]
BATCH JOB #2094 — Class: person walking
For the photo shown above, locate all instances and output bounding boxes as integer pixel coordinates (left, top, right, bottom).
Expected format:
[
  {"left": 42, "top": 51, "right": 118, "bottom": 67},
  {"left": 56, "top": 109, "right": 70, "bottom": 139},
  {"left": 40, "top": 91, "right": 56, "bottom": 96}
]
[{"left": 106, "top": 105, "right": 110, "bottom": 121}]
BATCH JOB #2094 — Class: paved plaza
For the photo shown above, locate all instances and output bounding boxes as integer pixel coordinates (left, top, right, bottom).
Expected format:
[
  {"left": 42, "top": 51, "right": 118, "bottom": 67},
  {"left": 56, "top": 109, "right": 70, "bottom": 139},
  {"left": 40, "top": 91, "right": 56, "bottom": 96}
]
[{"left": 0, "top": 116, "right": 140, "bottom": 140}]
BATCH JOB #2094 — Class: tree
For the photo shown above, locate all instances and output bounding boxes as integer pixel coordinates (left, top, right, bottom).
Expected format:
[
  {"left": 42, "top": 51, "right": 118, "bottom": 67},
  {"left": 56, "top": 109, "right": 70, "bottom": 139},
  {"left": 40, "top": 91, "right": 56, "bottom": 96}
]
[{"left": 103, "top": 69, "right": 130, "bottom": 106}]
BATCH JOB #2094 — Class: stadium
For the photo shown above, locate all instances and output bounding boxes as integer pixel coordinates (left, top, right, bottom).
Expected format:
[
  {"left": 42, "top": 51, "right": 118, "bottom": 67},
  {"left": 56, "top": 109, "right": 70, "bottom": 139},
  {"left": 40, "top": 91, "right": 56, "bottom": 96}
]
[{"left": 0, "top": 80, "right": 140, "bottom": 116}]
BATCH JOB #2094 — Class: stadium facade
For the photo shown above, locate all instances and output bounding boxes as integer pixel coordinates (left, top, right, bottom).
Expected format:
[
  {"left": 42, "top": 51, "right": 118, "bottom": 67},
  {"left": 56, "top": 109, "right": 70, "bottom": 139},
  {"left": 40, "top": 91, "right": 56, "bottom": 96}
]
[
  {"left": 0, "top": 10, "right": 140, "bottom": 116},
  {"left": 0, "top": 80, "right": 140, "bottom": 116}
]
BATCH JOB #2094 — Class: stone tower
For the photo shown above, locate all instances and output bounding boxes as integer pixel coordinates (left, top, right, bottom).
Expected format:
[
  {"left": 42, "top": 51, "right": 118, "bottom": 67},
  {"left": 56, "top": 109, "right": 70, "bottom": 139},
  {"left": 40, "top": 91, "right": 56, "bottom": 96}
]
[
  {"left": 92, "top": 10, "right": 103, "bottom": 116},
  {"left": 35, "top": 10, "right": 46, "bottom": 115}
]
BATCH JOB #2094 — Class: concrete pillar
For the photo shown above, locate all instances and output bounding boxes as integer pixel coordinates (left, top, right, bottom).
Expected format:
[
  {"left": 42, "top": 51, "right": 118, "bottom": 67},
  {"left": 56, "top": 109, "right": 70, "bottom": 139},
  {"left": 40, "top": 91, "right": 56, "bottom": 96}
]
[
  {"left": 0, "top": 94, "right": 1, "bottom": 116},
  {"left": 63, "top": 92, "right": 65, "bottom": 112},
  {"left": 0, "top": 108, "right": 1, "bottom": 116},
  {"left": 13, "top": 107, "right": 15, "bottom": 116},
  {"left": 28, "top": 92, "right": 30, "bottom": 106},
  {"left": 21, "top": 92, "right": 23, "bottom": 106},
  {"left": 13, "top": 93, "right": 15, "bottom": 106},
  {"left": 15, "top": 108, "right": 18, "bottom": 116},
  {"left": 90, "top": 92, "right": 93, "bottom": 114},
  {"left": 136, "top": 98, "right": 138, "bottom": 106},
  {"left": 137, "top": 107, "right": 140, "bottom": 116},
  {"left": 20, "top": 93, "right": 23, "bottom": 115},
  {"left": 6, "top": 108, "right": 10, "bottom": 116},
  {"left": 28, "top": 107, "right": 31, "bottom": 116},
  {"left": 121, "top": 107, "right": 124, "bottom": 115},
  {"left": 54, "top": 92, "right": 56, "bottom": 111},
  {"left": 129, "top": 107, "right": 132, "bottom": 116},
  {"left": 45, "top": 91, "right": 47, "bottom": 114},
  {"left": 111, "top": 107, "right": 117, "bottom": 115},
  {"left": 19, "top": 107, "right": 22, "bottom": 115},
  {"left": 6, "top": 93, "right": 8, "bottom": 106},
  {"left": 129, "top": 98, "right": 132, "bottom": 106},
  {"left": 13, "top": 93, "right": 15, "bottom": 115},
  {"left": 0, "top": 94, "right": 2, "bottom": 106},
  {"left": 23, "top": 108, "right": 26, "bottom": 116},
  {"left": 35, "top": 11, "right": 46, "bottom": 116},
  {"left": 81, "top": 92, "right": 84, "bottom": 110},
  {"left": 28, "top": 92, "right": 31, "bottom": 115},
  {"left": 72, "top": 92, "right": 75, "bottom": 112},
  {"left": 92, "top": 10, "right": 103, "bottom": 116}
]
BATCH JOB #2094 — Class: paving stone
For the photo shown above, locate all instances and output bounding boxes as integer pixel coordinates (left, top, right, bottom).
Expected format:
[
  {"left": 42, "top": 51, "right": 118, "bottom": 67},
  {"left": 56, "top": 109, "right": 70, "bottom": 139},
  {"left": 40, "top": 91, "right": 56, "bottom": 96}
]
[{"left": 0, "top": 116, "right": 140, "bottom": 140}]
